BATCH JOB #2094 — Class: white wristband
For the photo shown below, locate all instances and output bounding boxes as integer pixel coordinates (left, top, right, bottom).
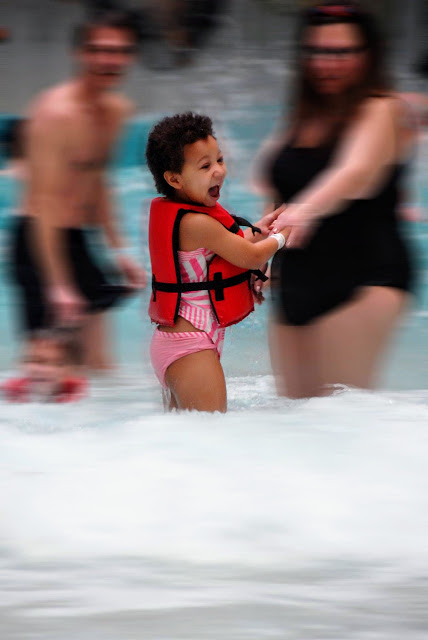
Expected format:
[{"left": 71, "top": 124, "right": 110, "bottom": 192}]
[{"left": 271, "top": 232, "right": 286, "bottom": 250}]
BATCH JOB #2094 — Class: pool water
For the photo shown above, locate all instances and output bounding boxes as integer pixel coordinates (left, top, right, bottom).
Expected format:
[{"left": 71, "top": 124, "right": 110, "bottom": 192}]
[{"left": 1, "top": 109, "right": 428, "bottom": 639}]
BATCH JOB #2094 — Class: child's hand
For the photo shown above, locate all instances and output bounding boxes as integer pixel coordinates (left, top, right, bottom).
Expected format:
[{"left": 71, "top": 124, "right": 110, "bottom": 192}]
[
  {"left": 257, "top": 203, "right": 287, "bottom": 236},
  {"left": 251, "top": 263, "right": 270, "bottom": 305}
]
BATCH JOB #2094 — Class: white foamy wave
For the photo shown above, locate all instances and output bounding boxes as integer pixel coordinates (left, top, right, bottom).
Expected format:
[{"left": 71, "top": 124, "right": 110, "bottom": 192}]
[{"left": 1, "top": 384, "right": 428, "bottom": 577}]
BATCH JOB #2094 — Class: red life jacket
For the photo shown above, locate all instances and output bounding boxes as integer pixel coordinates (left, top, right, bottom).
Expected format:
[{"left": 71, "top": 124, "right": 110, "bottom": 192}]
[{"left": 148, "top": 197, "right": 265, "bottom": 328}]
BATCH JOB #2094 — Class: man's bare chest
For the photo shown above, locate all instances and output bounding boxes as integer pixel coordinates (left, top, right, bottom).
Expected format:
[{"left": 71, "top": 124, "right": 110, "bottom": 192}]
[{"left": 67, "top": 113, "right": 120, "bottom": 173}]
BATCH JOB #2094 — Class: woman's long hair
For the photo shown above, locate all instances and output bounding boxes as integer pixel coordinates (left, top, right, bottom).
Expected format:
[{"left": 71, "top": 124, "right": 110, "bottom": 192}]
[{"left": 291, "top": 1, "right": 391, "bottom": 126}]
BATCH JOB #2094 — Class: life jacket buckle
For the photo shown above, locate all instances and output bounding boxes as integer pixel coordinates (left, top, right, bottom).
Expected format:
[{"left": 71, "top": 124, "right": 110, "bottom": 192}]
[{"left": 213, "top": 272, "right": 225, "bottom": 301}]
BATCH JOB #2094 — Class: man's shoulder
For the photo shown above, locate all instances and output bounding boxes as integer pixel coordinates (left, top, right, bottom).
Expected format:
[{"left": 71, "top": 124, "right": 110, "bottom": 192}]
[
  {"left": 104, "top": 94, "right": 136, "bottom": 120},
  {"left": 29, "top": 83, "right": 75, "bottom": 126}
]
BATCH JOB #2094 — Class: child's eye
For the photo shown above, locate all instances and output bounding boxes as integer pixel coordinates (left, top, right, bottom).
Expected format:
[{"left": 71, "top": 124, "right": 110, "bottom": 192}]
[
  {"left": 218, "top": 157, "right": 224, "bottom": 164},
  {"left": 201, "top": 164, "right": 210, "bottom": 170}
]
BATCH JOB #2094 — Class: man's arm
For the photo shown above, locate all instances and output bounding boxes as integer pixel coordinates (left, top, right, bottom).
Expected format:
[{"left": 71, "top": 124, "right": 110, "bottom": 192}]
[
  {"left": 96, "top": 177, "right": 146, "bottom": 288},
  {"left": 94, "top": 97, "right": 146, "bottom": 287}
]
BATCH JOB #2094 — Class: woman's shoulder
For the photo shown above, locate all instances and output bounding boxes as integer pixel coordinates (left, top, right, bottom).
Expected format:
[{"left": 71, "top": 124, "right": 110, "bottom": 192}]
[
  {"left": 358, "top": 94, "right": 413, "bottom": 126},
  {"left": 337, "top": 94, "right": 415, "bottom": 163},
  {"left": 358, "top": 93, "right": 397, "bottom": 114},
  {"left": 350, "top": 95, "right": 413, "bottom": 142}
]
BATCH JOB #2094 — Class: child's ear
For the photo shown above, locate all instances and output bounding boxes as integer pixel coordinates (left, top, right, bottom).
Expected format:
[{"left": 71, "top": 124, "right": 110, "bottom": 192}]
[{"left": 164, "top": 171, "right": 182, "bottom": 191}]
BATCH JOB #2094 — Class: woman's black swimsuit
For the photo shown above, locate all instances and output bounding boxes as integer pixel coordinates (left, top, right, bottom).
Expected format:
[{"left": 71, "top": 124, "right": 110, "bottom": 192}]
[
  {"left": 10, "top": 216, "right": 133, "bottom": 332},
  {"left": 269, "top": 140, "right": 414, "bottom": 326}
]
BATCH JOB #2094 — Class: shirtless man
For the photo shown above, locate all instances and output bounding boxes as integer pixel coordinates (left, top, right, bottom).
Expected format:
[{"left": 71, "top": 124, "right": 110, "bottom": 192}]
[{"left": 13, "top": 10, "right": 146, "bottom": 369}]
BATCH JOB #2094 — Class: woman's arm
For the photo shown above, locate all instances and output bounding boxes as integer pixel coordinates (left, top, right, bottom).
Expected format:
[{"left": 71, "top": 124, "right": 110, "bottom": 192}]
[
  {"left": 299, "top": 98, "right": 397, "bottom": 206},
  {"left": 271, "top": 97, "right": 414, "bottom": 246},
  {"left": 179, "top": 213, "right": 287, "bottom": 270}
]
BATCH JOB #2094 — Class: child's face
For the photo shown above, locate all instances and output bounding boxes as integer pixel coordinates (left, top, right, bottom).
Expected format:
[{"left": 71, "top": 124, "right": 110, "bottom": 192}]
[
  {"left": 22, "top": 339, "right": 67, "bottom": 392},
  {"left": 166, "top": 136, "right": 227, "bottom": 207}
]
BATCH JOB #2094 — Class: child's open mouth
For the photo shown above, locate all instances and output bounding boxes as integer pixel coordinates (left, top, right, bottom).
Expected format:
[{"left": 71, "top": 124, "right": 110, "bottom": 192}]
[{"left": 208, "top": 185, "right": 220, "bottom": 199}]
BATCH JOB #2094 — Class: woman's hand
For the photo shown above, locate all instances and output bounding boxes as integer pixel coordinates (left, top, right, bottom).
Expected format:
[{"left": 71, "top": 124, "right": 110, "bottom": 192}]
[{"left": 270, "top": 203, "right": 319, "bottom": 248}]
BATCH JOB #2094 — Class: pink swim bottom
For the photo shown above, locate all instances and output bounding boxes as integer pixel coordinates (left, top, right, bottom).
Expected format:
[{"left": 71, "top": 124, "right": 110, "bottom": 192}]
[{"left": 150, "top": 329, "right": 219, "bottom": 389}]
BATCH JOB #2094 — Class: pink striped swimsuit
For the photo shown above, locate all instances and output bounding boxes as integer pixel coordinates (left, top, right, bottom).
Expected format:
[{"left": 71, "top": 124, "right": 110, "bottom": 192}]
[
  {"left": 149, "top": 247, "right": 225, "bottom": 388},
  {"left": 177, "top": 247, "right": 225, "bottom": 355}
]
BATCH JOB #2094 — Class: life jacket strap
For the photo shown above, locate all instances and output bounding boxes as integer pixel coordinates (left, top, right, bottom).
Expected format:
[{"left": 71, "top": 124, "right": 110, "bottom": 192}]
[
  {"left": 153, "top": 271, "right": 250, "bottom": 298},
  {"left": 251, "top": 269, "right": 269, "bottom": 283},
  {"left": 177, "top": 208, "right": 261, "bottom": 236},
  {"left": 153, "top": 269, "right": 268, "bottom": 299},
  {"left": 231, "top": 215, "right": 262, "bottom": 236}
]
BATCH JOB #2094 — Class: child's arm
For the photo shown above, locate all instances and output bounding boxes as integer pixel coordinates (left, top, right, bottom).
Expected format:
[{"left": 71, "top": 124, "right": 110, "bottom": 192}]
[{"left": 180, "top": 214, "right": 288, "bottom": 270}]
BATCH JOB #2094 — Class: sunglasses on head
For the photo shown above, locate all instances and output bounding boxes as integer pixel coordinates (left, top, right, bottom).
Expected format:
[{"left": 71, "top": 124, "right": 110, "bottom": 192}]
[
  {"left": 84, "top": 44, "right": 137, "bottom": 56},
  {"left": 301, "top": 44, "right": 367, "bottom": 59}
]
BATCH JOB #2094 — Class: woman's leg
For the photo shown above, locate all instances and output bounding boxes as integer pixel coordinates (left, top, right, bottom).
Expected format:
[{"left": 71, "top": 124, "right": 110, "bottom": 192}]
[
  {"left": 317, "top": 286, "right": 409, "bottom": 389},
  {"left": 268, "top": 286, "right": 409, "bottom": 398},
  {"left": 165, "top": 349, "right": 227, "bottom": 412},
  {"left": 268, "top": 319, "right": 324, "bottom": 398}
]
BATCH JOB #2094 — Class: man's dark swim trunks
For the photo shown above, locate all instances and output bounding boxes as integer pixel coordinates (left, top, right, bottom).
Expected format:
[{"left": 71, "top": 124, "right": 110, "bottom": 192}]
[{"left": 10, "top": 216, "right": 133, "bottom": 332}]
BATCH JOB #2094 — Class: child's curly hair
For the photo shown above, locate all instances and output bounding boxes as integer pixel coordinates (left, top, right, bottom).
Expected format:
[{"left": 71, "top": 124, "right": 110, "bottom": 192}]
[{"left": 146, "top": 112, "right": 214, "bottom": 199}]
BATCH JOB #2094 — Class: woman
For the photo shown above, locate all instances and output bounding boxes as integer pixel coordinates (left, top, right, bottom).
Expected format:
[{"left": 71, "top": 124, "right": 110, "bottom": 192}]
[{"left": 258, "top": 1, "right": 415, "bottom": 398}]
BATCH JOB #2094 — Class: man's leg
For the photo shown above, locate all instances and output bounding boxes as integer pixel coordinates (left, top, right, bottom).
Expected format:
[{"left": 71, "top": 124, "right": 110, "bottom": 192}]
[{"left": 81, "top": 311, "right": 115, "bottom": 371}]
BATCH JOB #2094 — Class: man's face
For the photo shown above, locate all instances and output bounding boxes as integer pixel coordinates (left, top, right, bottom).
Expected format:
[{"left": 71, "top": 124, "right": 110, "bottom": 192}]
[{"left": 77, "top": 26, "right": 137, "bottom": 89}]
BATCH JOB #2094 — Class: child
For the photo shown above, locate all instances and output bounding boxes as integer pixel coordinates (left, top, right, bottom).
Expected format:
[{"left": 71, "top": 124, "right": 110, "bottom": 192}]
[
  {"left": 145, "top": 112, "right": 287, "bottom": 413},
  {"left": 1, "top": 328, "right": 87, "bottom": 403}
]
